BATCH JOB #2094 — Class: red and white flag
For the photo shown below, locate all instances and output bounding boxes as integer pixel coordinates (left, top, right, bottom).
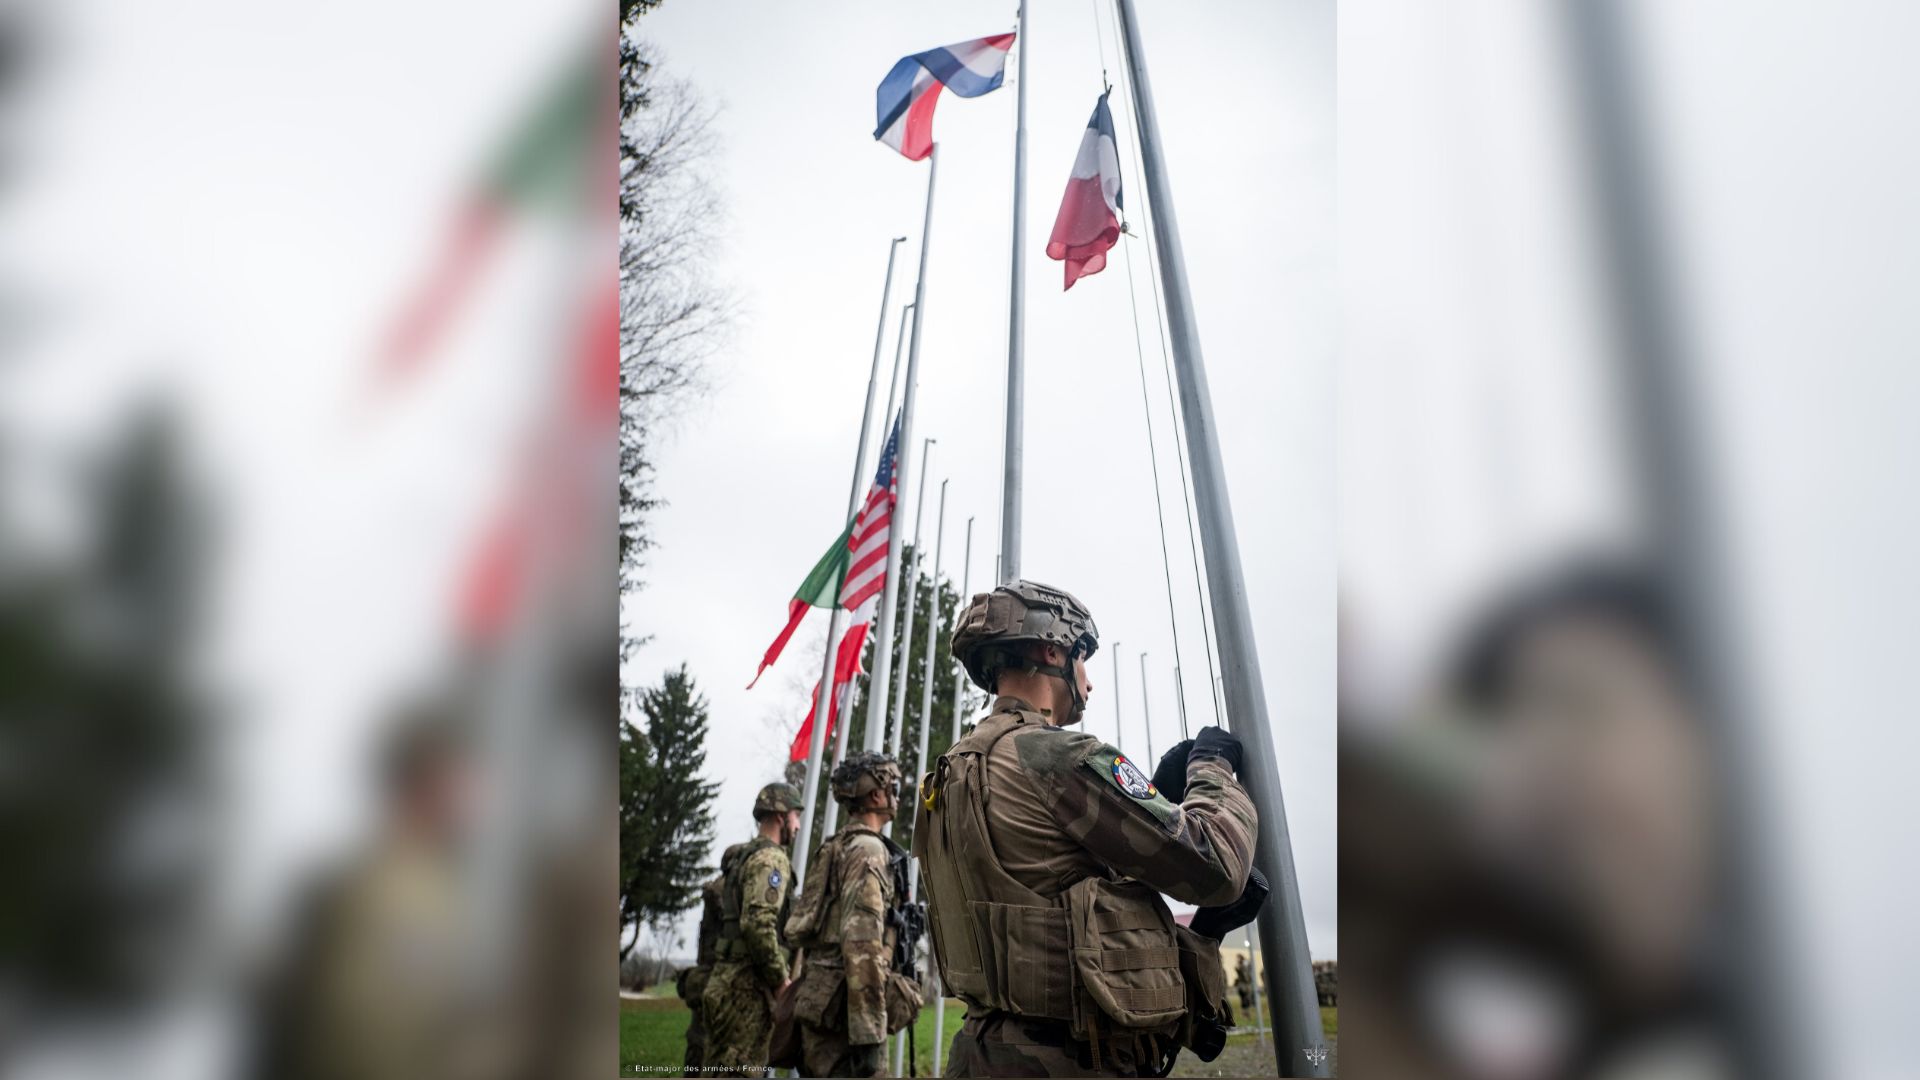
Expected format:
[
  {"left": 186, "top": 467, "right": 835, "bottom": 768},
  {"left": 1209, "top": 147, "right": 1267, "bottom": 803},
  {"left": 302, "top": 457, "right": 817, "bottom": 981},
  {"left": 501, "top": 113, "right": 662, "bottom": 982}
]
[{"left": 1046, "top": 90, "right": 1124, "bottom": 290}]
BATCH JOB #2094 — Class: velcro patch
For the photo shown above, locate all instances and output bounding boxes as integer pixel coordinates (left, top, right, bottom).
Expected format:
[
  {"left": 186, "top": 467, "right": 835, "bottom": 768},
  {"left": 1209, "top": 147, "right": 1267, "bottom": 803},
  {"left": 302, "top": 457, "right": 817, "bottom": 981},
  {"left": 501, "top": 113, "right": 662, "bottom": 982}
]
[
  {"left": 768, "top": 870, "right": 782, "bottom": 889},
  {"left": 1111, "top": 755, "right": 1157, "bottom": 799}
]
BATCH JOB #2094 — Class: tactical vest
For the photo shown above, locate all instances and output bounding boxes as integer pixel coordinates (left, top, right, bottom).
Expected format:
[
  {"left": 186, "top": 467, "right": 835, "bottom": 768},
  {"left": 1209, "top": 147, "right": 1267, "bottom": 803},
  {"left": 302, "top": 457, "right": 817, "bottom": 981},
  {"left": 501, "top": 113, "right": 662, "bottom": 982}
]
[
  {"left": 913, "top": 704, "right": 1189, "bottom": 1045},
  {"left": 715, "top": 836, "right": 786, "bottom": 963},
  {"left": 694, "top": 874, "right": 724, "bottom": 967}
]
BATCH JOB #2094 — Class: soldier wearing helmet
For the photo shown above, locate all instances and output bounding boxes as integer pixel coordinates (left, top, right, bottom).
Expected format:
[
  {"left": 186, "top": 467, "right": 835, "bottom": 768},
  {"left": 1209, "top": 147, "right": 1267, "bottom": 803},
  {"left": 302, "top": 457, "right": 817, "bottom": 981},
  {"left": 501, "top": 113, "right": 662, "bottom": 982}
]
[
  {"left": 917, "top": 580, "right": 1261, "bottom": 1076},
  {"left": 782, "top": 751, "right": 924, "bottom": 1077},
  {"left": 701, "top": 781, "right": 803, "bottom": 1076}
]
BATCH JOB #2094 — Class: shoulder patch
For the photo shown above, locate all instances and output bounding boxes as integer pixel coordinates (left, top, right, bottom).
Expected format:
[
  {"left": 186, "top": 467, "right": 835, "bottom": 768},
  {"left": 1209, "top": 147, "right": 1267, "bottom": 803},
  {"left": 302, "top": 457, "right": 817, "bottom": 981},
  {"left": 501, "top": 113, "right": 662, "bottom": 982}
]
[
  {"left": 1109, "top": 754, "right": 1158, "bottom": 799},
  {"left": 768, "top": 869, "right": 782, "bottom": 889}
]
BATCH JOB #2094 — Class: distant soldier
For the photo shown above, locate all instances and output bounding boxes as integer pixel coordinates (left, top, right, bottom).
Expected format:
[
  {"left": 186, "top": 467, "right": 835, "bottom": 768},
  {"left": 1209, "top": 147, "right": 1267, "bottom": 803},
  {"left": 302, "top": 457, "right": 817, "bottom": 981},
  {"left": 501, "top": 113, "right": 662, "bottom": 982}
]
[
  {"left": 677, "top": 872, "right": 726, "bottom": 1073},
  {"left": 1235, "top": 953, "right": 1254, "bottom": 1011},
  {"left": 702, "top": 782, "right": 804, "bottom": 1077},
  {"left": 783, "top": 750, "right": 924, "bottom": 1078},
  {"left": 917, "top": 580, "right": 1264, "bottom": 1076}
]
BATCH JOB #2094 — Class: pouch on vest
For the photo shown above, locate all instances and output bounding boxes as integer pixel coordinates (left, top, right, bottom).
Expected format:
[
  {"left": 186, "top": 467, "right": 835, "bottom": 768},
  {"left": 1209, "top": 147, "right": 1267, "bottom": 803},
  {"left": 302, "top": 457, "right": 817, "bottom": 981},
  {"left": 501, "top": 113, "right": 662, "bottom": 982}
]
[
  {"left": 1064, "top": 876, "right": 1187, "bottom": 1037},
  {"left": 884, "top": 970, "right": 924, "bottom": 1035},
  {"left": 1172, "top": 924, "right": 1231, "bottom": 1061}
]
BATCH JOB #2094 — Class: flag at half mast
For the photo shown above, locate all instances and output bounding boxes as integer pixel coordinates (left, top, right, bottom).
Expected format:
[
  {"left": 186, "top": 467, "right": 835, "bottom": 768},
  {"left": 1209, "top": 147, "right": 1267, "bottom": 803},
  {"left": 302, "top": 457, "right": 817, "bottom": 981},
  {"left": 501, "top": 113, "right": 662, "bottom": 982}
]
[
  {"left": 747, "top": 412, "right": 901, "bottom": 688},
  {"left": 874, "top": 33, "right": 1015, "bottom": 161},
  {"left": 784, "top": 414, "right": 900, "bottom": 758}
]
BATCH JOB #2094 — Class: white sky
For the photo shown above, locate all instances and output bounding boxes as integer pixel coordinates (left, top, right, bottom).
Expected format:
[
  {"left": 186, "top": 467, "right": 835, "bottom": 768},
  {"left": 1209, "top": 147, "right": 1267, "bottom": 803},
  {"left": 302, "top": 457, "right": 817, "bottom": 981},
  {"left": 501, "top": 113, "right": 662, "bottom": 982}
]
[{"left": 631, "top": 0, "right": 1336, "bottom": 960}]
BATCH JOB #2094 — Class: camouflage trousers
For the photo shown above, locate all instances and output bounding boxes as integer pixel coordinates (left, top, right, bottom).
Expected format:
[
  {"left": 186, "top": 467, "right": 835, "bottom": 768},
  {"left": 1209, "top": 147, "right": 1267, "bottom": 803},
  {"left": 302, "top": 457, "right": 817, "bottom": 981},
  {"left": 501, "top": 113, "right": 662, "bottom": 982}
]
[
  {"left": 798, "top": 1022, "right": 886, "bottom": 1078},
  {"left": 700, "top": 961, "right": 775, "bottom": 1077},
  {"left": 679, "top": 967, "right": 712, "bottom": 1073},
  {"left": 944, "top": 1011, "right": 1167, "bottom": 1078}
]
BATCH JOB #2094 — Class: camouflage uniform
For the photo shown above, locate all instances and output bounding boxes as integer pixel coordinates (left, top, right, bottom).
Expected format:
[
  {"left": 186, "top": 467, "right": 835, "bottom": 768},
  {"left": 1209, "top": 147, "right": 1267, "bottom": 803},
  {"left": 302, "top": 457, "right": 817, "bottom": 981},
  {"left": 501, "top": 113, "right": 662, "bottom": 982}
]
[
  {"left": 702, "top": 837, "right": 794, "bottom": 1076},
  {"left": 791, "top": 820, "right": 901, "bottom": 1078},
  {"left": 678, "top": 868, "right": 728, "bottom": 1074},
  {"left": 1235, "top": 953, "right": 1253, "bottom": 1011},
  {"left": 931, "top": 696, "right": 1257, "bottom": 1076}
]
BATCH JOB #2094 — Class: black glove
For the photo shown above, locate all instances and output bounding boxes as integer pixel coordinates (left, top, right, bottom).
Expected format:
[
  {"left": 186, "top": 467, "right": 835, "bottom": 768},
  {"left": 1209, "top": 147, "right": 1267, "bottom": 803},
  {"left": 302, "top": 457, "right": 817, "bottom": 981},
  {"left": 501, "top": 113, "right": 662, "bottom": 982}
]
[
  {"left": 1151, "top": 739, "right": 1194, "bottom": 803},
  {"left": 1188, "top": 865, "right": 1269, "bottom": 940},
  {"left": 1189, "top": 725, "right": 1243, "bottom": 776}
]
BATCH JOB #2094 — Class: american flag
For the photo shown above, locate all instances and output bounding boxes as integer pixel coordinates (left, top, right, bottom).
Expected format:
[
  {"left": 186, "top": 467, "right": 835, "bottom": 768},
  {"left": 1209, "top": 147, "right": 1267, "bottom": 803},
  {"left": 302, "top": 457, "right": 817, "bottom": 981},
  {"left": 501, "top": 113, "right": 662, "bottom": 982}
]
[{"left": 841, "top": 413, "right": 901, "bottom": 611}]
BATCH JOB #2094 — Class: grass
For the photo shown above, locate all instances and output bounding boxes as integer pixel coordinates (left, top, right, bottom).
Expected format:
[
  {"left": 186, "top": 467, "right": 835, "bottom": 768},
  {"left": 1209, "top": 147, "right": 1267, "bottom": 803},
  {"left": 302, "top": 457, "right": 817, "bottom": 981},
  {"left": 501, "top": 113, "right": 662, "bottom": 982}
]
[{"left": 617, "top": 992, "right": 1334, "bottom": 1078}]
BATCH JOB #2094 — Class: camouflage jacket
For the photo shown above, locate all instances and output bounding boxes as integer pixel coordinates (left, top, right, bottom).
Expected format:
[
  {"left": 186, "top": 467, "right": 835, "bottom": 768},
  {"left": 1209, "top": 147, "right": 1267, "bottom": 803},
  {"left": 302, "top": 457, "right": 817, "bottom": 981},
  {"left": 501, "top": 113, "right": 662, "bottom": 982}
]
[
  {"left": 718, "top": 836, "right": 793, "bottom": 989},
  {"left": 810, "top": 821, "right": 898, "bottom": 1047},
  {"left": 974, "top": 695, "right": 1256, "bottom": 906}
]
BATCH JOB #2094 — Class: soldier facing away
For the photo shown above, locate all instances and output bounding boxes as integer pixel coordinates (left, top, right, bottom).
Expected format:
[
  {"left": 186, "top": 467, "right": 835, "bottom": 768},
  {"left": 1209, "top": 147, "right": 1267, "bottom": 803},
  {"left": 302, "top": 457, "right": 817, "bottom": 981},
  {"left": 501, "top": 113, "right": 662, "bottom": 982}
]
[
  {"left": 916, "top": 580, "right": 1264, "bottom": 1077},
  {"left": 783, "top": 750, "right": 925, "bottom": 1078},
  {"left": 701, "top": 782, "right": 803, "bottom": 1077}
]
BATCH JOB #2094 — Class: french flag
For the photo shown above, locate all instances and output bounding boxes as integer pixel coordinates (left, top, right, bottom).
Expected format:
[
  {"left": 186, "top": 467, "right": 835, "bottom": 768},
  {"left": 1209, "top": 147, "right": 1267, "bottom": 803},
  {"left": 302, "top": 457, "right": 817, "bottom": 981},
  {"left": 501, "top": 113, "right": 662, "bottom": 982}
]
[
  {"left": 874, "top": 33, "right": 1016, "bottom": 161},
  {"left": 1046, "top": 90, "right": 1125, "bottom": 289}
]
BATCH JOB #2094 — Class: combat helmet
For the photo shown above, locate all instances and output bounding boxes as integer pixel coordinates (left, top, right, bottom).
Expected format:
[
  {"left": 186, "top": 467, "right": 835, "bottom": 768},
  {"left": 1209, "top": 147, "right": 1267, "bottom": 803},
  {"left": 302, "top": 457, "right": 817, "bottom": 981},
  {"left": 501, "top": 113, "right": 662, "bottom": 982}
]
[
  {"left": 752, "top": 781, "right": 804, "bottom": 819},
  {"left": 830, "top": 750, "right": 901, "bottom": 809},
  {"left": 950, "top": 579, "right": 1100, "bottom": 693}
]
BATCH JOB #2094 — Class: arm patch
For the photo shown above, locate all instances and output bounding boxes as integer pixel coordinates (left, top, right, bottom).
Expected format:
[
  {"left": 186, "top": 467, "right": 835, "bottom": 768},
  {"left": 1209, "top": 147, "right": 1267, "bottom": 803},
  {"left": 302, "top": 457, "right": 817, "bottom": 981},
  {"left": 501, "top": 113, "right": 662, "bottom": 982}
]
[{"left": 1081, "top": 743, "right": 1179, "bottom": 824}]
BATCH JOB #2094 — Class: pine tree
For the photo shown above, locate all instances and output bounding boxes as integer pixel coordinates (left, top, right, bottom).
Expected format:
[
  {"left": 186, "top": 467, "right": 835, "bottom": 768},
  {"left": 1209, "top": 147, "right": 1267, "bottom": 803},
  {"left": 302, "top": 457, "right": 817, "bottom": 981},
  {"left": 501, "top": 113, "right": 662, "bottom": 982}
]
[{"left": 619, "top": 664, "right": 720, "bottom": 957}]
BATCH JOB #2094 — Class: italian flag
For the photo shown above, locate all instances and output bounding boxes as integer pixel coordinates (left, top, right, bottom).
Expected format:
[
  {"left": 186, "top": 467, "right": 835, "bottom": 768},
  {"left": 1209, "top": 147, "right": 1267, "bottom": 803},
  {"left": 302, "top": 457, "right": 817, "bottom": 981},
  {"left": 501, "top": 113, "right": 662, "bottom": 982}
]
[{"left": 747, "top": 521, "right": 854, "bottom": 689}]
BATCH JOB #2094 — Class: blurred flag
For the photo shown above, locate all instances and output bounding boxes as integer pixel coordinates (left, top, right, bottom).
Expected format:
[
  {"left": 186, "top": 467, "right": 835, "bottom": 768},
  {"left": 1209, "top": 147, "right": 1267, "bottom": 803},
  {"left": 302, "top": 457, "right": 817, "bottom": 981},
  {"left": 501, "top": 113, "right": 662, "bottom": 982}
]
[
  {"left": 1046, "top": 90, "right": 1123, "bottom": 289},
  {"left": 379, "top": 50, "right": 601, "bottom": 385},
  {"left": 873, "top": 33, "right": 1015, "bottom": 160}
]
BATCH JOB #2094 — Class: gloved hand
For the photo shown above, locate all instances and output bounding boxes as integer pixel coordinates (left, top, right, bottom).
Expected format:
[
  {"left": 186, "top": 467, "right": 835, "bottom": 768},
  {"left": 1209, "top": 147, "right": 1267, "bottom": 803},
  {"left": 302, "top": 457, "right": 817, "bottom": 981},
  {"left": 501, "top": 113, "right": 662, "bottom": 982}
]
[
  {"left": 1151, "top": 739, "right": 1194, "bottom": 803},
  {"left": 1188, "top": 725, "right": 1243, "bottom": 776},
  {"left": 1188, "top": 865, "right": 1269, "bottom": 940}
]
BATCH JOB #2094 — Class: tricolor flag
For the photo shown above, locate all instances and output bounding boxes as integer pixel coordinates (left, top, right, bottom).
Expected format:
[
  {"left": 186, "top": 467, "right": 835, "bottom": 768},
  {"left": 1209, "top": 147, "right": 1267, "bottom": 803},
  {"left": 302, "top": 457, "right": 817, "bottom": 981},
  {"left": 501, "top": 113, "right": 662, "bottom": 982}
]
[
  {"left": 874, "top": 33, "right": 1016, "bottom": 161},
  {"left": 1046, "top": 90, "right": 1125, "bottom": 290},
  {"left": 747, "top": 413, "right": 901, "bottom": 688}
]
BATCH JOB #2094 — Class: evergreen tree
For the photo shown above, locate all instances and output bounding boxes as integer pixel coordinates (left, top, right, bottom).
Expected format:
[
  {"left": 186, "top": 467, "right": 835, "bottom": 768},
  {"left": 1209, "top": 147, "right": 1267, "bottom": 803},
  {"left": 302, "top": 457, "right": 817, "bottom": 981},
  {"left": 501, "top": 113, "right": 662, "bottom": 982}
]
[{"left": 619, "top": 664, "right": 720, "bottom": 957}]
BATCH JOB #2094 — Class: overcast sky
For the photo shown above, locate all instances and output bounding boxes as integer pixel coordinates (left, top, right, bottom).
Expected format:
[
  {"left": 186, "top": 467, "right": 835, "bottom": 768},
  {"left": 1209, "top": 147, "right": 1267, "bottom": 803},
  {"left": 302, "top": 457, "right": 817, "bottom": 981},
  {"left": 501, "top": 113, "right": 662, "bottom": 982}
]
[{"left": 631, "top": 0, "right": 1335, "bottom": 959}]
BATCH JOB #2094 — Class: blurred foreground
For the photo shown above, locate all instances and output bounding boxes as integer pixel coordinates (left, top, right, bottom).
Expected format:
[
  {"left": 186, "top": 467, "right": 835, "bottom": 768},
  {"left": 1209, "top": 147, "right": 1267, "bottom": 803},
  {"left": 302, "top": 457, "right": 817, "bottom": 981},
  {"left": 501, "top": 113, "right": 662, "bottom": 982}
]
[
  {"left": 1342, "top": 1, "right": 1920, "bottom": 1078},
  {"left": 2, "top": 2, "right": 612, "bottom": 1078}
]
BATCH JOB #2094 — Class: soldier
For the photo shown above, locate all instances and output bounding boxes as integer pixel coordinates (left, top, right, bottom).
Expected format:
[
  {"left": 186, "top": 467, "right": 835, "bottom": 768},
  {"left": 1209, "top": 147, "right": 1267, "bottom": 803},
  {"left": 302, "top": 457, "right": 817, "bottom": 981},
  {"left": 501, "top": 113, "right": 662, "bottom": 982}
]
[
  {"left": 1235, "top": 953, "right": 1254, "bottom": 1012},
  {"left": 678, "top": 872, "right": 725, "bottom": 1073},
  {"left": 702, "top": 782, "right": 804, "bottom": 1077},
  {"left": 783, "top": 750, "right": 924, "bottom": 1078},
  {"left": 917, "top": 580, "right": 1264, "bottom": 1076}
]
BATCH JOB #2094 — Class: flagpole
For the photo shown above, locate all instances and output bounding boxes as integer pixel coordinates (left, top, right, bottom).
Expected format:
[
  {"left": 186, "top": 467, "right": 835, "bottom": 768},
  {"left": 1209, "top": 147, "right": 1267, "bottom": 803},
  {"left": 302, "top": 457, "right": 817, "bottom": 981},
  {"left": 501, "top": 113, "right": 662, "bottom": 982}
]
[
  {"left": 1138, "top": 651, "right": 1153, "bottom": 762},
  {"left": 887, "top": 439, "right": 937, "bottom": 769},
  {"left": 1112, "top": 0, "right": 1326, "bottom": 1070},
  {"left": 1110, "top": 641, "right": 1123, "bottom": 749},
  {"left": 864, "top": 145, "right": 939, "bottom": 753},
  {"left": 824, "top": 304, "right": 915, "bottom": 840},
  {"left": 795, "top": 236, "right": 906, "bottom": 884},
  {"left": 1000, "top": 0, "right": 1030, "bottom": 583},
  {"left": 896, "top": 478, "right": 947, "bottom": 1075},
  {"left": 932, "top": 511, "right": 972, "bottom": 1077}
]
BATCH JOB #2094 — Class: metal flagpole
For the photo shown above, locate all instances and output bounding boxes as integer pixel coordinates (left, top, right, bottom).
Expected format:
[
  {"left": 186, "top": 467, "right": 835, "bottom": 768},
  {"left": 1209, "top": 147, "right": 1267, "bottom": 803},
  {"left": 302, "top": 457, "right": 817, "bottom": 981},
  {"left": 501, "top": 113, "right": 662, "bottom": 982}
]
[
  {"left": 1000, "top": 0, "right": 1030, "bottom": 583},
  {"left": 864, "top": 145, "right": 939, "bottom": 753},
  {"left": 896, "top": 479, "right": 948, "bottom": 1074},
  {"left": 1109, "top": 642, "right": 1123, "bottom": 749},
  {"left": 932, "top": 513, "right": 972, "bottom": 1076},
  {"left": 794, "top": 237, "right": 906, "bottom": 885},
  {"left": 887, "top": 439, "right": 936, "bottom": 764},
  {"left": 1245, "top": 923, "right": 1268, "bottom": 1053},
  {"left": 825, "top": 302, "right": 914, "bottom": 840},
  {"left": 1112, "top": 0, "right": 1325, "bottom": 1070},
  {"left": 1138, "top": 651, "right": 1153, "bottom": 762}
]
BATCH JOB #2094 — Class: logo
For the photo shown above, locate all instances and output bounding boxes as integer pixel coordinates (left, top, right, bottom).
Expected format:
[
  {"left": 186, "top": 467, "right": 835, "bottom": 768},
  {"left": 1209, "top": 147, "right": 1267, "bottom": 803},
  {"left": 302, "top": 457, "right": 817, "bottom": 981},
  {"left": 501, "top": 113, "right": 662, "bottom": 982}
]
[
  {"left": 1111, "top": 755, "right": 1157, "bottom": 799},
  {"left": 768, "top": 870, "right": 782, "bottom": 888},
  {"left": 1304, "top": 1046, "right": 1328, "bottom": 1069}
]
